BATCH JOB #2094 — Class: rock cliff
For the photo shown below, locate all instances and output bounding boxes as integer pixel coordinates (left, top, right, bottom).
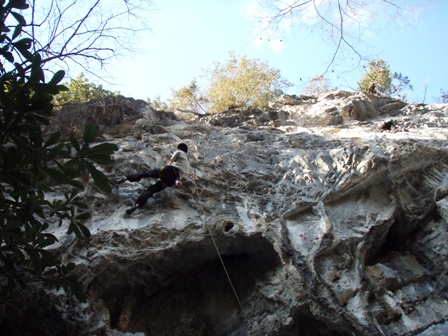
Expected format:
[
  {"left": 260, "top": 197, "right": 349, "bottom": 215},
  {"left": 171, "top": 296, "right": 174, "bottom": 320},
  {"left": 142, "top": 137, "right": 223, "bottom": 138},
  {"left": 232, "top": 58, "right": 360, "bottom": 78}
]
[{"left": 5, "top": 92, "right": 448, "bottom": 335}]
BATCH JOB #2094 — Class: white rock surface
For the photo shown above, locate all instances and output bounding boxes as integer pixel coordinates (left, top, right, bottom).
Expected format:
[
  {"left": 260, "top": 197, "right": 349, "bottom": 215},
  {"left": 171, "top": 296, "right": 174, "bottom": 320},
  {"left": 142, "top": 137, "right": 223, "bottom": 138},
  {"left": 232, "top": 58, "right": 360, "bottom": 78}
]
[{"left": 11, "top": 92, "right": 448, "bottom": 335}]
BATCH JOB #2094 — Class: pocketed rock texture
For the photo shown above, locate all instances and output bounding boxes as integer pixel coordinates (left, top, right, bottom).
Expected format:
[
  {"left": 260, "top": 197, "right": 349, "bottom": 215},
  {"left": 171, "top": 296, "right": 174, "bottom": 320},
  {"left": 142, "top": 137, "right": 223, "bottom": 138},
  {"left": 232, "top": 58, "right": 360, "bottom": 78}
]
[{"left": 5, "top": 91, "right": 448, "bottom": 336}]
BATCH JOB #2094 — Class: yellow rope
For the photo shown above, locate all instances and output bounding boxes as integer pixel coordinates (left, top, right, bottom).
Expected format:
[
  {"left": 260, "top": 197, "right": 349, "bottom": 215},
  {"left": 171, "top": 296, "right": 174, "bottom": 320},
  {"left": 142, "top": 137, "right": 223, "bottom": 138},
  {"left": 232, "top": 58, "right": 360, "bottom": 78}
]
[{"left": 191, "top": 170, "right": 248, "bottom": 321}]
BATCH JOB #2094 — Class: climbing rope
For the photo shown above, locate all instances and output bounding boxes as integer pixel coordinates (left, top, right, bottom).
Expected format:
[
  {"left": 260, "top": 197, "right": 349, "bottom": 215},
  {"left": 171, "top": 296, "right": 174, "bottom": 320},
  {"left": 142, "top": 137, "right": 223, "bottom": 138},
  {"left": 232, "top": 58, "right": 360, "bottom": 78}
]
[{"left": 191, "top": 170, "right": 249, "bottom": 324}]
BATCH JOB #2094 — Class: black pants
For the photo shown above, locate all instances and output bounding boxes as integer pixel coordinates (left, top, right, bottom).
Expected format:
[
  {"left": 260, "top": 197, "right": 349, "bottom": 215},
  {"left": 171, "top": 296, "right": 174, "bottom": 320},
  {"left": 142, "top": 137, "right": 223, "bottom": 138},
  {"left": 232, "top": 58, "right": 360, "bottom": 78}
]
[{"left": 135, "top": 166, "right": 179, "bottom": 207}]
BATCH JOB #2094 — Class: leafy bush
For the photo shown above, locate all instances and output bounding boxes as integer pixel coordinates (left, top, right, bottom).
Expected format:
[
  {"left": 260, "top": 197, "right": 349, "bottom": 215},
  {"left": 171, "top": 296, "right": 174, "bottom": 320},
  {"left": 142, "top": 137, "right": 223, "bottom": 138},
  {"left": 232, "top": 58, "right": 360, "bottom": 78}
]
[
  {"left": 359, "top": 59, "right": 392, "bottom": 94},
  {"left": 359, "top": 58, "right": 413, "bottom": 101},
  {"left": 164, "top": 53, "right": 291, "bottom": 114},
  {"left": 147, "top": 96, "right": 169, "bottom": 111},
  {"left": 53, "top": 73, "right": 120, "bottom": 106},
  {"left": 204, "top": 52, "right": 292, "bottom": 113},
  {"left": 168, "top": 80, "right": 207, "bottom": 113},
  {"left": 302, "top": 76, "right": 333, "bottom": 95},
  {"left": 0, "top": 0, "right": 117, "bottom": 305}
]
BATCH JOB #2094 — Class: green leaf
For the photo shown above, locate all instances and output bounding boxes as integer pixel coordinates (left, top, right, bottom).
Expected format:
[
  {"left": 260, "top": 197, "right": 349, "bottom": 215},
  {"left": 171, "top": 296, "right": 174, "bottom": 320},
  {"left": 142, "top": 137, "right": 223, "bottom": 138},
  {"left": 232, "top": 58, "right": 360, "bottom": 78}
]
[
  {"left": 69, "top": 131, "right": 80, "bottom": 152},
  {"left": 13, "top": 61, "right": 25, "bottom": 78},
  {"left": 68, "top": 180, "right": 85, "bottom": 190},
  {"left": 75, "top": 212, "right": 90, "bottom": 221},
  {"left": 0, "top": 231, "right": 26, "bottom": 242},
  {"left": 85, "top": 162, "right": 112, "bottom": 193},
  {"left": 35, "top": 83, "right": 60, "bottom": 94},
  {"left": 3, "top": 220, "right": 22, "bottom": 231},
  {"left": 11, "top": 11, "right": 26, "bottom": 25},
  {"left": 83, "top": 124, "right": 97, "bottom": 144},
  {"left": 65, "top": 276, "right": 87, "bottom": 302},
  {"left": 30, "top": 54, "right": 44, "bottom": 84},
  {"left": 86, "top": 143, "right": 118, "bottom": 156},
  {"left": 11, "top": 24, "right": 22, "bottom": 40},
  {"left": 77, "top": 143, "right": 90, "bottom": 157},
  {"left": 11, "top": 37, "right": 31, "bottom": 49},
  {"left": 48, "top": 143, "right": 65, "bottom": 156},
  {"left": 69, "top": 188, "right": 78, "bottom": 200},
  {"left": 27, "top": 249, "right": 42, "bottom": 275},
  {"left": 44, "top": 131, "right": 61, "bottom": 147},
  {"left": 63, "top": 158, "right": 82, "bottom": 171},
  {"left": 37, "top": 233, "right": 58, "bottom": 248},
  {"left": 67, "top": 222, "right": 81, "bottom": 238},
  {"left": 44, "top": 167, "right": 69, "bottom": 184},
  {"left": 84, "top": 143, "right": 117, "bottom": 165},
  {"left": 49, "top": 70, "right": 65, "bottom": 85},
  {"left": 29, "top": 113, "right": 51, "bottom": 126},
  {"left": 57, "top": 84, "right": 69, "bottom": 92},
  {"left": 39, "top": 249, "right": 59, "bottom": 266},
  {"left": 75, "top": 221, "right": 91, "bottom": 238},
  {"left": 7, "top": 0, "right": 29, "bottom": 10},
  {"left": 2, "top": 50, "right": 13, "bottom": 63}
]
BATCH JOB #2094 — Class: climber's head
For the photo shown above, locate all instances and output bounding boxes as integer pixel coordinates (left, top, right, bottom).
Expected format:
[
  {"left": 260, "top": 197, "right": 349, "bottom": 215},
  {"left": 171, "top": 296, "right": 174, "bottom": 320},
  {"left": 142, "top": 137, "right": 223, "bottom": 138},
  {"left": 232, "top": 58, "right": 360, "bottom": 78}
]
[{"left": 178, "top": 143, "right": 188, "bottom": 153}]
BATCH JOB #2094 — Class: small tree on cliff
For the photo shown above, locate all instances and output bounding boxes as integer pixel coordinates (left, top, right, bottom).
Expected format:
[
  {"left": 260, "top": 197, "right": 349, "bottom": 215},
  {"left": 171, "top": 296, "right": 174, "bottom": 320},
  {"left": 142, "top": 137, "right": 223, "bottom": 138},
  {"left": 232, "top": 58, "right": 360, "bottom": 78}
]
[
  {"left": 168, "top": 79, "right": 207, "bottom": 113},
  {"left": 390, "top": 72, "right": 413, "bottom": 101},
  {"left": 147, "top": 96, "right": 169, "bottom": 111},
  {"left": 359, "top": 59, "right": 392, "bottom": 94},
  {"left": 359, "top": 58, "right": 413, "bottom": 101},
  {"left": 204, "top": 52, "right": 292, "bottom": 113}
]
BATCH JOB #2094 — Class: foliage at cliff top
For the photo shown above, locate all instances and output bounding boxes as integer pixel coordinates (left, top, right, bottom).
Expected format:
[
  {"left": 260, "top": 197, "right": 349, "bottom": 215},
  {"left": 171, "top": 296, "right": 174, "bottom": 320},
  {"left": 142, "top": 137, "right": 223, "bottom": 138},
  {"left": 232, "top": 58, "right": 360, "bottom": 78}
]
[
  {"left": 205, "top": 52, "right": 292, "bottom": 113},
  {"left": 359, "top": 58, "right": 413, "bottom": 101},
  {"left": 168, "top": 52, "right": 292, "bottom": 113},
  {"left": 53, "top": 73, "right": 120, "bottom": 106}
]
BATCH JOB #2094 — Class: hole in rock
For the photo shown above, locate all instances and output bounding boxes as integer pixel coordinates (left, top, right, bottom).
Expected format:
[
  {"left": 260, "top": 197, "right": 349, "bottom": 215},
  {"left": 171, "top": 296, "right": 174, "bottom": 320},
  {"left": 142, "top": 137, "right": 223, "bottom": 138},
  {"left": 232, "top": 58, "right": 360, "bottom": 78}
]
[
  {"left": 376, "top": 227, "right": 407, "bottom": 262},
  {"left": 364, "top": 217, "right": 407, "bottom": 266},
  {"left": 280, "top": 305, "right": 351, "bottom": 336},
  {"left": 224, "top": 221, "right": 234, "bottom": 232},
  {"left": 88, "top": 234, "right": 280, "bottom": 335},
  {"left": 366, "top": 211, "right": 432, "bottom": 265}
]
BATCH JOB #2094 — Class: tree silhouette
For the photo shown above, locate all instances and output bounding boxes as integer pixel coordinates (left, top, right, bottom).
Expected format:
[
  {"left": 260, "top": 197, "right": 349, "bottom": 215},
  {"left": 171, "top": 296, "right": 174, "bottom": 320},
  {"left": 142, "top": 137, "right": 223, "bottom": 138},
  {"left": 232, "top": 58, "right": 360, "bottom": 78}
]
[{"left": 0, "top": 0, "right": 150, "bottom": 306}]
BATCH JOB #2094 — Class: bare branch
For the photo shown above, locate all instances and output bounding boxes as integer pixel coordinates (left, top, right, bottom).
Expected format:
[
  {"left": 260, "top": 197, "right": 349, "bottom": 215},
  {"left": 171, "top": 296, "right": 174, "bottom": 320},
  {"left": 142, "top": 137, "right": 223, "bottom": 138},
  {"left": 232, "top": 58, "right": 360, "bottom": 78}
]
[
  {"left": 18, "top": 0, "right": 153, "bottom": 79},
  {"left": 251, "top": 0, "right": 421, "bottom": 74}
]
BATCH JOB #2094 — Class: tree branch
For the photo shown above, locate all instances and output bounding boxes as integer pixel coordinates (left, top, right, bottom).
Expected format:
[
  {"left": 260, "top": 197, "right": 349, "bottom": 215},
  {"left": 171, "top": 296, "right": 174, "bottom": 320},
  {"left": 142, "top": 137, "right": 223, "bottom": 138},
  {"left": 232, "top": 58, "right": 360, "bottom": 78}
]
[{"left": 253, "top": 0, "right": 416, "bottom": 75}]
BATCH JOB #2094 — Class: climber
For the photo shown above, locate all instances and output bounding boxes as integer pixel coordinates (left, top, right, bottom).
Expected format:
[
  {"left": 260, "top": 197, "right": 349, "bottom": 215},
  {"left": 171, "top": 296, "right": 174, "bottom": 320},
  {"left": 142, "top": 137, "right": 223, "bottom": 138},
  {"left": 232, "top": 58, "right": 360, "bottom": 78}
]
[
  {"left": 124, "top": 143, "right": 190, "bottom": 215},
  {"left": 379, "top": 120, "right": 395, "bottom": 132},
  {"left": 367, "top": 82, "right": 377, "bottom": 95}
]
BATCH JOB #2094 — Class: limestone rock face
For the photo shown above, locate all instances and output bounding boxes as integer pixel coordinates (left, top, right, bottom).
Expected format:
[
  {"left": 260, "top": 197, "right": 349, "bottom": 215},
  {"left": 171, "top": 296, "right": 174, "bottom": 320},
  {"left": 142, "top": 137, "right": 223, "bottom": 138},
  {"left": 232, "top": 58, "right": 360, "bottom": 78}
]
[
  {"left": 270, "top": 91, "right": 407, "bottom": 126},
  {"left": 6, "top": 92, "right": 448, "bottom": 336}
]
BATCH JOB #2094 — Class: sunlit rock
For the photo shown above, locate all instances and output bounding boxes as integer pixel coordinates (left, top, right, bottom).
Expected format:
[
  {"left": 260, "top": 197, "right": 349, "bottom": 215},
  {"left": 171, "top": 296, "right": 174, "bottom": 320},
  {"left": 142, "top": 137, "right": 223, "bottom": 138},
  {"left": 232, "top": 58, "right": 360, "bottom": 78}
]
[{"left": 4, "top": 91, "right": 448, "bottom": 336}]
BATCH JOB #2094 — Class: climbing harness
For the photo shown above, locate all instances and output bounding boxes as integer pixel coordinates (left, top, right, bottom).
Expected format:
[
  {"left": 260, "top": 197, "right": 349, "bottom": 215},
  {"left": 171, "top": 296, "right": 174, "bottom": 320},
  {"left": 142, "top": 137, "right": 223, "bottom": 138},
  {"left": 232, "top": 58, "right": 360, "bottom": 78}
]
[
  {"left": 191, "top": 170, "right": 251, "bottom": 328},
  {"left": 159, "top": 166, "right": 179, "bottom": 188},
  {"left": 124, "top": 167, "right": 182, "bottom": 216}
]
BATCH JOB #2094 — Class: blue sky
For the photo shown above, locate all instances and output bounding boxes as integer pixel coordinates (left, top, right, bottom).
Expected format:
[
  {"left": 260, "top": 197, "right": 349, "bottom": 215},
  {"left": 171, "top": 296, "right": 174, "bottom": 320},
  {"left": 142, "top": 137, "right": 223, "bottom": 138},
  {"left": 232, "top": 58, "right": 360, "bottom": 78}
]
[{"left": 103, "top": 0, "right": 447, "bottom": 104}]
